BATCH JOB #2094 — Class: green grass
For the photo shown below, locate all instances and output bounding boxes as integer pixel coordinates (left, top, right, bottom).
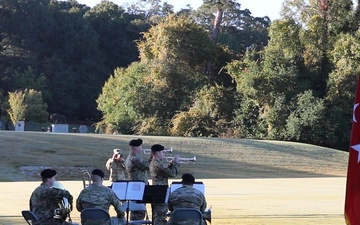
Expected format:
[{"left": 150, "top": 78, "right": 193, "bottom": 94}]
[
  {"left": 0, "top": 131, "right": 350, "bottom": 225},
  {"left": 0, "top": 131, "right": 349, "bottom": 181}
]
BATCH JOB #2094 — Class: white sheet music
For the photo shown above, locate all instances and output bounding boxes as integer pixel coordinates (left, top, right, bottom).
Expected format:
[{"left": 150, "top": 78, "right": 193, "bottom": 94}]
[
  {"left": 170, "top": 182, "right": 205, "bottom": 194},
  {"left": 112, "top": 181, "right": 145, "bottom": 200}
]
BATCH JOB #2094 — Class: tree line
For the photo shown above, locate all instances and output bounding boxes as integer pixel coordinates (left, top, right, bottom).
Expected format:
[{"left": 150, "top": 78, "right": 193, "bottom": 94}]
[{"left": 1, "top": 0, "right": 359, "bottom": 150}]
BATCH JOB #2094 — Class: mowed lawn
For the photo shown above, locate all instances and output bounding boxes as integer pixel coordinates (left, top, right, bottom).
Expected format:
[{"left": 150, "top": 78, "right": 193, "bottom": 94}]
[{"left": 0, "top": 131, "right": 349, "bottom": 224}]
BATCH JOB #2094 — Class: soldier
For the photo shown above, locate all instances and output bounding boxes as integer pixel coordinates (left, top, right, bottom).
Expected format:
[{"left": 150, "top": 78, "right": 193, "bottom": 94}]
[
  {"left": 149, "top": 144, "right": 180, "bottom": 225},
  {"left": 125, "top": 138, "right": 149, "bottom": 220},
  {"left": 29, "top": 168, "right": 74, "bottom": 225},
  {"left": 76, "top": 169, "right": 125, "bottom": 225},
  {"left": 106, "top": 148, "right": 127, "bottom": 182},
  {"left": 168, "top": 173, "right": 207, "bottom": 225}
]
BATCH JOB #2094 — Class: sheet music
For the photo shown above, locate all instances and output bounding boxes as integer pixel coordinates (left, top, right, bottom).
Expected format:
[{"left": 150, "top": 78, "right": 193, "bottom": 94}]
[
  {"left": 126, "top": 182, "right": 145, "bottom": 200},
  {"left": 170, "top": 182, "right": 205, "bottom": 194},
  {"left": 112, "top": 181, "right": 145, "bottom": 200}
]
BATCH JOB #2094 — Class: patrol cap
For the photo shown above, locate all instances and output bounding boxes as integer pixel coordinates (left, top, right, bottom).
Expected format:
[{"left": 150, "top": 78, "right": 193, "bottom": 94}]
[
  {"left": 40, "top": 169, "right": 57, "bottom": 178},
  {"left": 151, "top": 144, "right": 164, "bottom": 152},
  {"left": 182, "top": 173, "right": 195, "bottom": 183},
  {"left": 113, "top": 148, "right": 121, "bottom": 154},
  {"left": 91, "top": 169, "right": 105, "bottom": 178},
  {"left": 129, "top": 139, "right": 143, "bottom": 147}
]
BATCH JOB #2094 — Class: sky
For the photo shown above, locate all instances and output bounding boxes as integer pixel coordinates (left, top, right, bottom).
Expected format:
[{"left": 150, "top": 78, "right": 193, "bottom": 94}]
[{"left": 75, "top": 0, "right": 284, "bottom": 20}]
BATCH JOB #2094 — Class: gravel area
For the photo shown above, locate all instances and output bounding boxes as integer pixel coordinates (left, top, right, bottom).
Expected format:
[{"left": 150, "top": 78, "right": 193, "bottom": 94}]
[{"left": 19, "top": 166, "right": 95, "bottom": 180}]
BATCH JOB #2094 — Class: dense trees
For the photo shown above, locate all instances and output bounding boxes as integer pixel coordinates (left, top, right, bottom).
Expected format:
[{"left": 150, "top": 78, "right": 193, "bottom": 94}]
[{"left": 1, "top": 0, "right": 359, "bottom": 150}]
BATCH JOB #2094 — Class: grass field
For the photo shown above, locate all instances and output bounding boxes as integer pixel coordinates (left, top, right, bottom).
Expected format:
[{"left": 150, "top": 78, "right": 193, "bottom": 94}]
[{"left": 0, "top": 131, "right": 350, "bottom": 224}]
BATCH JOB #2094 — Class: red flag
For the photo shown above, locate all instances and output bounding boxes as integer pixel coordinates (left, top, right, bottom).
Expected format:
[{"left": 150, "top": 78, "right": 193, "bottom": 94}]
[{"left": 345, "top": 73, "right": 360, "bottom": 225}]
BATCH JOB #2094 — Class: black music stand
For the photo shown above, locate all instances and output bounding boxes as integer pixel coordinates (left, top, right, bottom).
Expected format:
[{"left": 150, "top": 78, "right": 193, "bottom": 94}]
[{"left": 138, "top": 185, "right": 169, "bottom": 225}]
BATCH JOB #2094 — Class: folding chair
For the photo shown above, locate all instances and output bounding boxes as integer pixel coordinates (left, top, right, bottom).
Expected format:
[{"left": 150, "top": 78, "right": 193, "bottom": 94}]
[
  {"left": 21, "top": 210, "right": 42, "bottom": 225},
  {"left": 121, "top": 201, "right": 152, "bottom": 224},
  {"left": 80, "top": 208, "right": 111, "bottom": 225},
  {"left": 168, "top": 208, "right": 203, "bottom": 225}
]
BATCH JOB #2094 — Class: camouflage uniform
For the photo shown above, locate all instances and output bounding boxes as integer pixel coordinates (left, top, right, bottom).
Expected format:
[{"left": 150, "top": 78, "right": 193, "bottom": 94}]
[
  {"left": 76, "top": 183, "right": 125, "bottom": 225},
  {"left": 30, "top": 183, "right": 73, "bottom": 225},
  {"left": 125, "top": 152, "right": 150, "bottom": 220},
  {"left": 168, "top": 185, "right": 207, "bottom": 225},
  {"left": 106, "top": 157, "right": 127, "bottom": 182},
  {"left": 149, "top": 159, "right": 179, "bottom": 225}
]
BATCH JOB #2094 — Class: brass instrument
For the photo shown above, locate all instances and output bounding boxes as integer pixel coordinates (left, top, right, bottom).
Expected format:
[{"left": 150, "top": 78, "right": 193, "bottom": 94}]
[
  {"left": 203, "top": 207, "right": 212, "bottom": 224},
  {"left": 143, "top": 148, "right": 173, "bottom": 154},
  {"left": 165, "top": 156, "right": 196, "bottom": 164},
  {"left": 82, "top": 170, "right": 91, "bottom": 189},
  {"left": 51, "top": 181, "right": 73, "bottom": 223}
]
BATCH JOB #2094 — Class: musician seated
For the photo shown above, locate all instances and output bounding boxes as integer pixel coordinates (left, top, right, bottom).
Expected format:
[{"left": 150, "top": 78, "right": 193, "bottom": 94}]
[
  {"left": 168, "top": 173, "right": 207, "bottom": 225},
  {"left": 76, "top": 169, "right": 125, "bottom": 225},
  {"left": 29, "top": 169, "right": 74, "bottom": 225}
]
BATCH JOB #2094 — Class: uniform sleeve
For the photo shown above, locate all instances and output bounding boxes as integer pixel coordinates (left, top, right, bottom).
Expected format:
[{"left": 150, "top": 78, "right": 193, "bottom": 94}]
[
  {"left": 76, "top": 191, "right": 84, "bottom": 212},
  {"left": 111, "top": 191, "right": 124, "bottom": 218},
  {"left": 200, "top": 193, "right": 207, "bottom": 212},
  {"left": 132, "top": 157, "right": 149, "bottom": 171},
  {"left": 159, "top": 162, "right": 179, "bottom": 178},
  {"left": 168, "top": 193, "right": 174, "bottom": 212},
  {"left": 106, "top": 158, "right": 113, "bottom": 170}
]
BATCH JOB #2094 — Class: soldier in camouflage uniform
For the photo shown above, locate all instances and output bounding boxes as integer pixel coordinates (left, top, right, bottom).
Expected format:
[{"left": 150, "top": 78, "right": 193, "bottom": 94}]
[
  {"left": 149, "top": 144, "right": 180, "bottom": 225},
  {"left": 76, "top": 169, "right": 125, "bottom": 225},
  {"left": 125, "top": 138, "right": 149, "bottom": 220},
  {"left": 106, "top": 148, "right": 127, "bottom": 182},
  {"left": 30, "top": 169, "right": 74, "bottom": 225},
  {"left": 168, "top": 173, "right": 207, "bottom": 225}
]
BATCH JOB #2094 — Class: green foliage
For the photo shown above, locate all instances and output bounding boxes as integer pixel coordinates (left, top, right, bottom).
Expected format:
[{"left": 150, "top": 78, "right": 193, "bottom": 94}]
[
  {"left": 6, "top": 89, "right": 48, "bottom": 125},
  {"left": 7, "top": 91, "right": 26, "bottom": 126},
  {"left": 285, "top": 90, "right": 326, "bottom": 145},
  {"left": 231, "top": 98, "right": 266, "bottom": 139},
  {"left": 96, "top": 64, "right": 144, "bottom": 134},
  {"left": 194, "top": 0, "right": 270, "bottom": 54},
  {"left": 23, "top": 89, "right": 48, "bottom": 123},
  {"left": 170, "top": 85, "right": 237, "bottom": 137}
]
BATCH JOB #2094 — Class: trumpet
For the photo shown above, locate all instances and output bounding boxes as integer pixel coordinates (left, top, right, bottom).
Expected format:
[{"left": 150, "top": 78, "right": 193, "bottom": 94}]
[
  {"left": 82, "top": 170, "right": 91, "bottom": 189},
  {"left": 143, "top": 148, "right": 173, "bottom": 154},
  {"left": 165, "top": 156, "right": 196, "bottom": 164}
]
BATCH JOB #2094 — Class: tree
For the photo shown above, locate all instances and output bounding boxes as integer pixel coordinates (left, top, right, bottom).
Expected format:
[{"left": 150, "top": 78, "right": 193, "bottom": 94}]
[
  {"left": 23, "top": 89, "right": 48, "bottom": 123},
  {"left": 7, "top": 91, "right": 26, "bottom": 126},
  {"left": 6, "top": 89, "right": 48, "bottom": 125}
]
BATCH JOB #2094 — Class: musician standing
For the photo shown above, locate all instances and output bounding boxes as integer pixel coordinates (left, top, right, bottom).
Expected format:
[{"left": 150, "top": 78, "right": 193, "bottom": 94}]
[
  {"left": 168, "top": 173, "right": 207, "bottom": 225},
  {"left": 29, "top": 168, "right": 74, "bottom": 225},
  {"left": 106, "top": 148, "right": 127, "bottom": 182},
  {"left": 76, "top": 169, "right": 125, "bottom": 225},
  {"left": 149, "top": 144, "right": 180, "bottom": 225},
  {"left": 125, "top": 138, "right": 149, "bottom": 220}
]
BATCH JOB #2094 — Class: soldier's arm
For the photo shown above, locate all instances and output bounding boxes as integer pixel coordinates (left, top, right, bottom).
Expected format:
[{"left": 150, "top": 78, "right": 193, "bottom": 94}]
[
  {"left": 76, "top": 194, "right": 83, "bottom": 212},
  {"left": 105, "top": 158, "right": 112, "bottom": 170},
  {"left": 168, "top": 195, "right": 174, "bottom": 211},
  {"left": 200, "top": 194, "right": 207, "bottom": 212},
  {"left": 111, "top": 191, "right": 125, "bottom": 218},
  {"left": 160, "top": 162, "right": 179, "bottom": 177},
  {"left": 132, "top": 157, "right": 149, "bottom": 171}
]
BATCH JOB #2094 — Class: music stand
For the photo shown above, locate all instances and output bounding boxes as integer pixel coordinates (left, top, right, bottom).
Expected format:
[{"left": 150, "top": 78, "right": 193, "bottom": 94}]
[{"left": 138, "top": 185, "right": 169, "bottom": 225}]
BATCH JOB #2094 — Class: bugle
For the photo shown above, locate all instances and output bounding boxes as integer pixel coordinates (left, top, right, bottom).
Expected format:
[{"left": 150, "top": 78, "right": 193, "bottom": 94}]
[
  {"left": 82, "top": 170, "right": 91, "bottom": 189},
  {"left": 143, "top": 148, "right": 173, "bottom": 154},
  {"left": 165, "top": 156, "right": 196, "bottom": 164}
]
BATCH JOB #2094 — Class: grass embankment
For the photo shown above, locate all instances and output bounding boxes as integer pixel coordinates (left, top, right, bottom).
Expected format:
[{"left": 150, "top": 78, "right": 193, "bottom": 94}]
[{"left": 0, "top": 131, "right": 349, "bottom": 225}]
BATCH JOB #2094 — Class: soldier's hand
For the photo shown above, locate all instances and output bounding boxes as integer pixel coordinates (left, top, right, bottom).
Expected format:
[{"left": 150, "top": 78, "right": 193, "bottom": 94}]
[{"left": 173, "top": 155, "right": 180, "bottom": 164}]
